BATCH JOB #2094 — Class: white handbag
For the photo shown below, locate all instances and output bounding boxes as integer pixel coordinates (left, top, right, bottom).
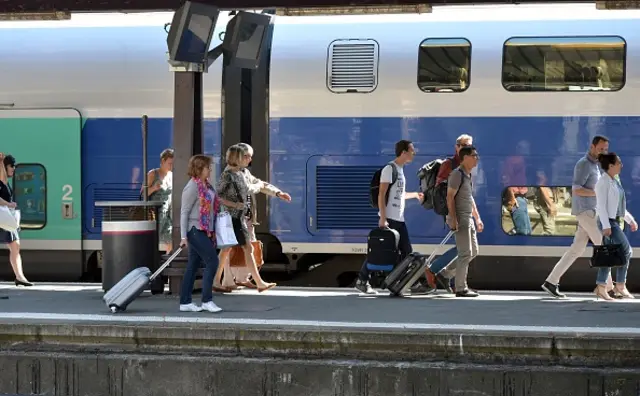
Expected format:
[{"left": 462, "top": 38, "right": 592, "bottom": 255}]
[
  {"left": 215, "top": 211, "right": 238, "bottom": 249},
  {"left": 0, "top": 206, "right": 18, "bottom": 232}
]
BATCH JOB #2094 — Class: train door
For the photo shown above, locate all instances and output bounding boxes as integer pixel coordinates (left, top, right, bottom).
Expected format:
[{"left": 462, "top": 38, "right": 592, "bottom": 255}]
[{"left": 0, "top": 108, "right": 83, "bottom": 280}]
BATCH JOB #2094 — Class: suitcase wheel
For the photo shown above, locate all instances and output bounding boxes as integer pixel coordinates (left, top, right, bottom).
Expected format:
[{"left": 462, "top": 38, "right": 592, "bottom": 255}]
[{"left": 109, "top": 305, "right": 124, "bottom": 314}]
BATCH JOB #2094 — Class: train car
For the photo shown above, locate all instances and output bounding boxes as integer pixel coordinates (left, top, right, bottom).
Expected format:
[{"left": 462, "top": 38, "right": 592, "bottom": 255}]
[{"left": 1, "top": 4, "right": 640, "bottom": 291}]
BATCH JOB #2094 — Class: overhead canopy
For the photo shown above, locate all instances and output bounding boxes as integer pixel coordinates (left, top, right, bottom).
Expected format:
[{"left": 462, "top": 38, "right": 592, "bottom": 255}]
[{"left": 0, "top": 0, "right": 589, "bottom": 14}]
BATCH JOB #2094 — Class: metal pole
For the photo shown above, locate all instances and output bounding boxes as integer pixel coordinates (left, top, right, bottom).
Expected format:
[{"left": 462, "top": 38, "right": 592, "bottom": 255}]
[{"left": 142, "top": 115, "right": 149, "bottom": 202}]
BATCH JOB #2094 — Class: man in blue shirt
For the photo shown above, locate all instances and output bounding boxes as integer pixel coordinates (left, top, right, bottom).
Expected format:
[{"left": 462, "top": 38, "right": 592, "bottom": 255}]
[{"left": 542, "top": 136, "right": 609, "bottom": 298}]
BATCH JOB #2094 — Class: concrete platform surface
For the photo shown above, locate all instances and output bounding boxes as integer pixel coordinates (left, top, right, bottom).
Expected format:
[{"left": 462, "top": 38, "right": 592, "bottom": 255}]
[
  {"left": 0, "top": 283, "right": 640, "bottom": 368},
  {"left": 2, "top": 283, "right": 640, "bottom": 396},
  {"left": 1, "top": 282, "right": 640, "bottom": 329}
]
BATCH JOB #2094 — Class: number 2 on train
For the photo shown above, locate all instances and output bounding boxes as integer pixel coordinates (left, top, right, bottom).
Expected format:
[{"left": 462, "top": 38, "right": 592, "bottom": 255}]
[{"left": 62, "top": 184, "right": 73, "bottom": 201}]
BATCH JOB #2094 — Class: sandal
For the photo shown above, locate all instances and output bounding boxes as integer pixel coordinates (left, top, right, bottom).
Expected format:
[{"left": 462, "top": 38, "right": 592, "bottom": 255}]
[{"left": 257, "top": 283, "right": 277, "bottom": 293}]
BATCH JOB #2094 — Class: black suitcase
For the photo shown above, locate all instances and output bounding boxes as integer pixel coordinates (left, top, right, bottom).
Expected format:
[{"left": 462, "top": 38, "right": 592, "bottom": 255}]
[
  {"left": 382, "top": 230, "right": 454, "bottom": 297},
  {"left": 366, "top": 227, "right": 401, "bottom": 270}
]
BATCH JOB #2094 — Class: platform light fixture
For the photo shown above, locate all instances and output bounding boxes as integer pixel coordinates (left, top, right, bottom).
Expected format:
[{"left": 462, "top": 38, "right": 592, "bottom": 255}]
[
  {"left": 275, "top": 4, "right": 432, "bottom": 16},
  {"left": 596, "top": 1, "right": 640, "bottom": 9},
  {"left": 166, "top": 1, "right": 220, "bottom": 64}
]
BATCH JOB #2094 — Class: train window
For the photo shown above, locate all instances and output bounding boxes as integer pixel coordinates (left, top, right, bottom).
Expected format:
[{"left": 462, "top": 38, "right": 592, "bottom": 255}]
[
  {"left": 501, "top": 186, "right": 577, "bottom": 237},
  {"left": 502, "top": 36, "right": 626, "bottom": 92},
  {"left": 12, "top": 163, "right": 47, "bottom": 230},
  {"left": 327, "top": 39, "right": 379, "bottom": 94},
  {"left": 417, "top": 38, "right": 471, "bottom": 93}
]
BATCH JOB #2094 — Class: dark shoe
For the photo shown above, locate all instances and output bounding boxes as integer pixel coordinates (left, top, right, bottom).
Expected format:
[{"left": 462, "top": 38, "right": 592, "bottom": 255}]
[
  {"left": 541, "top": 281, "right": 566, "bottom": 298},
  {"left": 609, "top": 290, "right": 623, "bottom": 299},
  {"left": 435, "top": 273, "right": 453, "bottom": 293},
  {"left": 455, "top": 289, "right": 479, "bottom": 298},
  {"left": 410, "top": 282, "right": 436, "bottom": 295},
  {"left": 355, "top": 280, "right": 377, "bottom": 295},
  {"left": 15, "top": 279, "right": 33, "bottom": 287}
]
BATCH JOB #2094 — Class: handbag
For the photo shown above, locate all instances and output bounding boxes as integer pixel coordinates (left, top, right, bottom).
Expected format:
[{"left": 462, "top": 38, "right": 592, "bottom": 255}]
[
  {"left": 590, "top": 237, "right": 626, "bottom": 268},
  {"left": 0, "top": 206, "right": 18, "bottom": 232},
  {"left": 215, "top": 211, "right": 239, "bottom": 249},
  {"left": 229, "top": 241, "right": 264, "bottom": 269}
]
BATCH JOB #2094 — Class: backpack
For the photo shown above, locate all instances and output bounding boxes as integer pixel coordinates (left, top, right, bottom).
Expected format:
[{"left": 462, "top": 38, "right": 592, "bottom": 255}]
[
  {"left": 417, "top": 156, "right": 458, "bottom": 214},
  {"left": 369, "top": 162, "right": 398, "bottom": 209}
]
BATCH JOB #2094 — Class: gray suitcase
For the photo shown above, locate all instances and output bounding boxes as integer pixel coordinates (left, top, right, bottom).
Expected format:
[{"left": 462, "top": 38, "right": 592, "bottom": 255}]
[
  {"left": 382, "top": 230, "right": 454, "bottom": 297},
  {"left": 104, "top": 247, "right": 182, "bottom": 313}
]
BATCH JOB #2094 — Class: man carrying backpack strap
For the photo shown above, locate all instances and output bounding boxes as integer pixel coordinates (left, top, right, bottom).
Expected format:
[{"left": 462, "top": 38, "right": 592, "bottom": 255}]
[
  {"left": 425, "top": 134, "right": 477, "bottom": 293},
  {"left": 355, "top": 140, "right": 425, "bottom": 295}
]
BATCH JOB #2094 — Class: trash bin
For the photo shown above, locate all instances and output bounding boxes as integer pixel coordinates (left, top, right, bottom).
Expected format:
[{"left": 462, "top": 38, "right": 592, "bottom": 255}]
[{"left": 95, "top": 201, "right": 164, "bottom": 294}]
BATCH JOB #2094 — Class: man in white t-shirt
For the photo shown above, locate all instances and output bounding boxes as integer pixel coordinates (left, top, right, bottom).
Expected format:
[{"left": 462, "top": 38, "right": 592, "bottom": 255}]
[{"left": 355, "top": 140, "right": 425, "bottom": 295}]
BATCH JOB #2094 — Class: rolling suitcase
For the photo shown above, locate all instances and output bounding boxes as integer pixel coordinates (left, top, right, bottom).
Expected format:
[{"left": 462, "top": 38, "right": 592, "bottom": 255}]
[
  {"left": 365, "top": 227, "right": 401, "bottom": 272},
  {"left": 103, "top": 247, "right": 182, "bottom": 313},
  {"left": 382, "top": 230, "right": 454, "bottom": 297}
]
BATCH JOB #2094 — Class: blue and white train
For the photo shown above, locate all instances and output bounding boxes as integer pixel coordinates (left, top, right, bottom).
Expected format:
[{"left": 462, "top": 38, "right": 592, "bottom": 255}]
[{"left": 1, "top": 3, "right": 640, "bottom": 290}]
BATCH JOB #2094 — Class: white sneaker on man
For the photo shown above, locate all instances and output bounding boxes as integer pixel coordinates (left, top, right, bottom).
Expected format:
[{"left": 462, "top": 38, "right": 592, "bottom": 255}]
[
  {"left": 201, "top": 301, "right": 222, "bottom": 313},
  {"left": 180, "top": 303, "right": 203, "bottom": 312}
]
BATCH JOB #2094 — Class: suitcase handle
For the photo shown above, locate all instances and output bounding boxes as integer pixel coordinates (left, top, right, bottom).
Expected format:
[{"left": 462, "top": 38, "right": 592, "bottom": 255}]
[{"left": 150, "top": 247, "right": 183, "bottom": 281}]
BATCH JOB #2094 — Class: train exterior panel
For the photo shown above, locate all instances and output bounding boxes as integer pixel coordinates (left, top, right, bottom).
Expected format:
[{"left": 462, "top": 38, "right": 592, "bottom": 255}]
[{"left": 0, "top": 5, "right": 639, "bottom": 288}]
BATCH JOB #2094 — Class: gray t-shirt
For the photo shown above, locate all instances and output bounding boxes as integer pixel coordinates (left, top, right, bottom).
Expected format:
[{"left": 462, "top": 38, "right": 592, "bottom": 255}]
[{"left": 448, "top": 167, "right": 474, "bottom": 220}]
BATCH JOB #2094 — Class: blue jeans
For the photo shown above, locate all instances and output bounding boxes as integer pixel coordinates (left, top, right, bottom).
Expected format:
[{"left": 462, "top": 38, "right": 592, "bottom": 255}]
[
  {"left": 596, "top": 219, "right": 632, "bottom": 285},
  {"left": 511, "top": 197, "right": 532, "bottom": 235},
  {"left": 429, "top": 246, "right": 458, "bottom": 275},
  {"left": 180, "top": 226, "right": 219, "bottom": 305}
]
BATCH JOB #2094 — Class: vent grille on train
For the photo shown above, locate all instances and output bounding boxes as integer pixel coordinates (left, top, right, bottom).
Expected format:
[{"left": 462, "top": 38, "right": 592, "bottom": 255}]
[
  {"left": 316, "top": 166, "right": 379, "bottom": 229},
  {"left": 92, "top": 186, "right": 141, "bottom": 230},
  {"left": 327, "top": 39, "right": 379, "bottom": 93}
]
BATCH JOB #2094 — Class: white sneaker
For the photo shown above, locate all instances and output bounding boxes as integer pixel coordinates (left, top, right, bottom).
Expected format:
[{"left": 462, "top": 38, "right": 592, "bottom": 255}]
[
  {"left": 180, "top": 303, "right": 203, "bottom": 312},
  {"left": 201, "top": 301, "right": 222, "bottom": 313}
]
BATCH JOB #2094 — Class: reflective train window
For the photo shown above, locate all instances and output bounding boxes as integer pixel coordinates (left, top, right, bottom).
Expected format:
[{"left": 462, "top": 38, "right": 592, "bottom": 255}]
[
  {"left": 417, "top": 38, "right": 471, "bottom": 93},
  {"left": 502, "top": 36, "right": 626, "bottom": 92},
  {"left": 501, "top": 186, "right": 577, "bottom": 237},
  {"left": 12, "top": 163, "right": 47, "bottom": 230}
]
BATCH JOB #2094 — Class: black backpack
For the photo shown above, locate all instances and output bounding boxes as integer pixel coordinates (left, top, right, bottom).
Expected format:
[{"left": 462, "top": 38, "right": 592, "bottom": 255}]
[
  {"left": 369, "top": 162, "right": 398, "bottom": 209},
  {"left": 418, "top": 157, "right": 463, "bottom": 216}
]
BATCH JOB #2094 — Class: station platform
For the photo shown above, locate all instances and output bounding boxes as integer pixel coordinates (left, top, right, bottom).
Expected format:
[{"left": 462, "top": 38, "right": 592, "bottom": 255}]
[{"left": 1, "top": 283, "right": 640, "bottom": 395}]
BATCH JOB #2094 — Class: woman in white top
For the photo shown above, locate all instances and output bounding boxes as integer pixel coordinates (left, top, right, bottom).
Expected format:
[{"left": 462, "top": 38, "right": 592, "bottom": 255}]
[{"left": 594, "top": 153, "right": 638, "bottom": 300}]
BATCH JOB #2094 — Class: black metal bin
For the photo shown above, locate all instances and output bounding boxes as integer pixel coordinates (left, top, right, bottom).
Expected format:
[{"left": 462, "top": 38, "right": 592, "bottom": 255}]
[{"left": 95, "top": 201, "right": 164, "bottom": 294}]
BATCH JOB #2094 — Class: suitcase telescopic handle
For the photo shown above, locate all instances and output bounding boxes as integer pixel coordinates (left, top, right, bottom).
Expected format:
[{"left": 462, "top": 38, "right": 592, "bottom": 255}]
[{"left": 150, "top": 247, "right": 183, "bottom": 281}]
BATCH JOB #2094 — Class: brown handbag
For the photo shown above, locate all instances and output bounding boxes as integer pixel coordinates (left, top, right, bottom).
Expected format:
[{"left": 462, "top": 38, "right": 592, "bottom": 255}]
[{"left": 229, "top": 241, "right": 264, "bottom": 269}]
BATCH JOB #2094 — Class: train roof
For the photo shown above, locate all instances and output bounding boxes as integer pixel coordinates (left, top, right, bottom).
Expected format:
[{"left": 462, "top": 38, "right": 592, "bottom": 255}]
[{"left": 2, "top": 3, "right": 640, "bottom": 30}]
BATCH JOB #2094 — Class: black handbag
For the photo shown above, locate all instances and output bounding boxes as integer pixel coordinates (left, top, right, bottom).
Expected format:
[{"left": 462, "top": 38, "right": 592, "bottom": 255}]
[{"left": 590, "top": 237, "right": 626, "bottom": 268}]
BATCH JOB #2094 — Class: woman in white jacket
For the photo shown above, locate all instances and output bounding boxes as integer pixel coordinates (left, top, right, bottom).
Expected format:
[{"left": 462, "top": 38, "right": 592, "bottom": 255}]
[{"left": 594, "top": 153, "right": 638, "bottom": 300}]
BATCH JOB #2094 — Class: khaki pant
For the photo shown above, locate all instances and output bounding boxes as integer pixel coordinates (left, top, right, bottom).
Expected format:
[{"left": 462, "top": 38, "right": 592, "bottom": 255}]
[
  {"left": 228, "top": 218, "right": 257, "bottom": 283},
  {"left": 443, "top": 217, "right": 478, "bottom": 291},
  {"left": 546, "top": 210, "right": 602, "bottom": 285}
]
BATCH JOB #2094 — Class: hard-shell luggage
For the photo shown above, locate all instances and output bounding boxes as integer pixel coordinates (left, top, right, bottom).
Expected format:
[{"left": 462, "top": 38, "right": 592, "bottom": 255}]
[
  {"left": 365, "top": 227, "right": 401, "bottom": 272},
  {"left": 382, "top": 231, "right": 454, "bottom": 297},
  {"left": 104, "top": 247, "right": 182, "bottom": 313}
]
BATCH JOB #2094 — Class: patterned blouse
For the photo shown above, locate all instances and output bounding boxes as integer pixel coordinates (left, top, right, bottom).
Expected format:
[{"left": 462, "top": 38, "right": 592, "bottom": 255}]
[{"left": 216, "top": 167, "right": 249, "bottom": 218}]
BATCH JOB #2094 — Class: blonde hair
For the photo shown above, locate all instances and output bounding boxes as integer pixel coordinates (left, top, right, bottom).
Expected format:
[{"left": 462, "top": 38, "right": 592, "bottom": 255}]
[
  {"left": 225, "top": 145, "right": 245, "bottom": 167},
  {"left": 187, "top": 155, "right": 212, "bottom": 178}
]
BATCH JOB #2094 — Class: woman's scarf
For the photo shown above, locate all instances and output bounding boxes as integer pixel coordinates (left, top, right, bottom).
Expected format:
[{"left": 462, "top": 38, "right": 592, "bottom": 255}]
[{"left": 194, "top": 177, "right": 219, "bottom": 237}]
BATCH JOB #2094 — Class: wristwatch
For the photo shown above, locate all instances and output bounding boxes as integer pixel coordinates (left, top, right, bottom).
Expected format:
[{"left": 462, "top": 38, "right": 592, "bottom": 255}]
[{"left": 276, "top": 192, "right": 282, "bottom": 197}]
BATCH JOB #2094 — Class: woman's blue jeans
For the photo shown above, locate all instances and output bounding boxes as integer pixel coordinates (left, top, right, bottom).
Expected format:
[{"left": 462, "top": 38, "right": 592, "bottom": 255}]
[
  {"left": 596, "top": 219, "right": 632, "bottom": 285},
  {"left": 511, "top": 197, "right": 532, "bottom": 235},
  {"left": 180, "top": 226, "right": 219, "bottom": 305}
]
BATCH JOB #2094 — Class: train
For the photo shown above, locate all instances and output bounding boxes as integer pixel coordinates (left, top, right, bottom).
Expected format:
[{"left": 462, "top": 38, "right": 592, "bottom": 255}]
[{"left": 1, "top": 3, "right": 640, "bottom": 291}]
